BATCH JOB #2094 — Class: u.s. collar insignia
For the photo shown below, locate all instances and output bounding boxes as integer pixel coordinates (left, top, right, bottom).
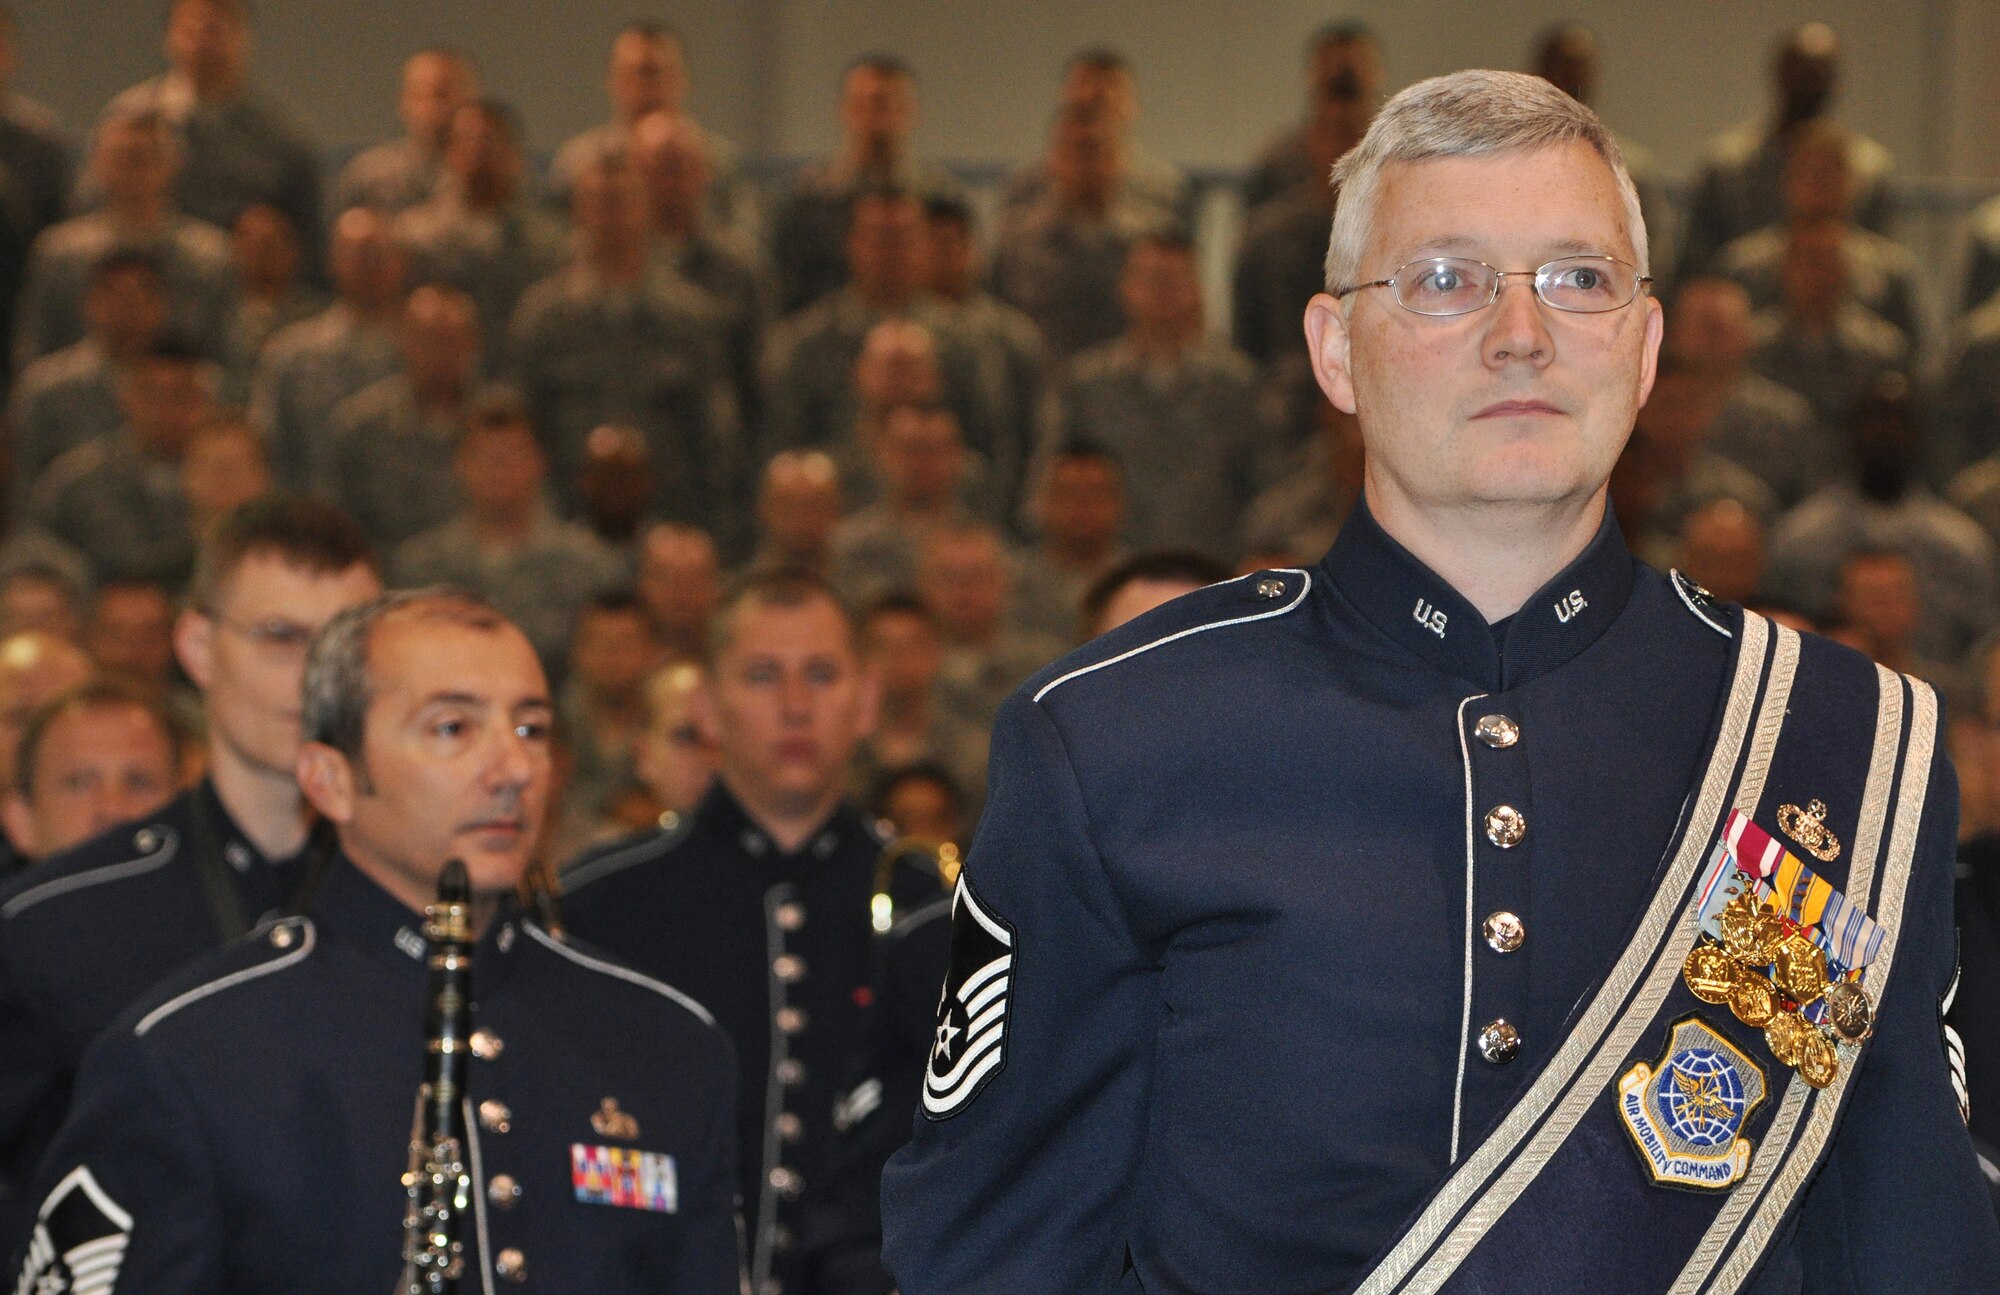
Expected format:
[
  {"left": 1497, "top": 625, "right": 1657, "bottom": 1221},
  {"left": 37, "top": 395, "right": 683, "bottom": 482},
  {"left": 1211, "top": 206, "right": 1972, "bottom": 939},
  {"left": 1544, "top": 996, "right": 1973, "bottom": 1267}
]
[
  {"left": 1776, "top": 799, "right": 1841, "bottom": 862},
  {"left": 1618, "top": 1015, "right": 1767, "bottom": 1191},
  {"left": 591, "top": 1097, "right": 640, "bottom": 1141}
]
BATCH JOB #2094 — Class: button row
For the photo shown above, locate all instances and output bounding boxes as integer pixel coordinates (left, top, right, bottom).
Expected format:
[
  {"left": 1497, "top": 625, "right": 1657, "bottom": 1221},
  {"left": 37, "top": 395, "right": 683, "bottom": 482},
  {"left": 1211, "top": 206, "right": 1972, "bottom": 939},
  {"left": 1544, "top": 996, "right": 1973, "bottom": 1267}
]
[{"left": 1473, "top": 715, "right": 1526, "bottom": 1070}]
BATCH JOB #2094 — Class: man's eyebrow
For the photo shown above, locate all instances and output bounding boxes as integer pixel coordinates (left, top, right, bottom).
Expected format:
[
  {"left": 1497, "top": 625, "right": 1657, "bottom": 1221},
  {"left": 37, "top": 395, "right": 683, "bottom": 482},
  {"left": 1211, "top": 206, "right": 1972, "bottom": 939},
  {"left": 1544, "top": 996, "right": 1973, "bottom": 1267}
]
[
  {"left": 1392, "top": 235, "right": 1621, "bottom": 262},
  {"left": 420, "top": 691, "right": 490, "bottom": 708}
]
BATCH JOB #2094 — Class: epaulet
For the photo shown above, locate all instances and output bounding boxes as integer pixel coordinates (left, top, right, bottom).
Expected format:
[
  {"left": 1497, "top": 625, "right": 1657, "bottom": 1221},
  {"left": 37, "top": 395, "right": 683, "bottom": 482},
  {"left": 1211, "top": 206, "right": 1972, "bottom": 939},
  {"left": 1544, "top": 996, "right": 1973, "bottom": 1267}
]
[
  {"left": 1669, "top": 568, "right": 1733, "bottom": 639},
  {"left": 520, "top": 922, "right": 718, "bottom": 1030},
  {"left": 560, "top": 813, "right": 694, "bottom": 895},
  {"left": 1031, "top": 568, "right": 1312, "bottom": 704},
  {"left": 0, "top": 822, "right": 180, "bottom": 921},
  {"left": 133, "top": 917, "right": 316, "bottom": 1038}
]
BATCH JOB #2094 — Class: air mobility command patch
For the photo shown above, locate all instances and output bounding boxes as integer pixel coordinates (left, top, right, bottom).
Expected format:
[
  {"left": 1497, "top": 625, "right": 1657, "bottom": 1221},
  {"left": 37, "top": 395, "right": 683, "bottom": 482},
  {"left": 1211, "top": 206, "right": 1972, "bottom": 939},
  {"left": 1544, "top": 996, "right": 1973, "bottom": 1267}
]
[
  {"left": 1618, "top": 1015, "right": 1768, "bottom": 1191},
  {"left": 922, "top": 874, "right": 1015, "bottom": 1120}
]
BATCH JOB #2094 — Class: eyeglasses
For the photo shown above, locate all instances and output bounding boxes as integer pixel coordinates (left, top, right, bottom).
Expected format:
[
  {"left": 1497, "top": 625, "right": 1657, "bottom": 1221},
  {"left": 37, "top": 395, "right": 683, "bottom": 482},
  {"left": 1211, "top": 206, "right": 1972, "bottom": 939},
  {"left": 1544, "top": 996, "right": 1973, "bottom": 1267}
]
[{"left": 1335, "top": 255, "right": 1652, "bottom": 317}]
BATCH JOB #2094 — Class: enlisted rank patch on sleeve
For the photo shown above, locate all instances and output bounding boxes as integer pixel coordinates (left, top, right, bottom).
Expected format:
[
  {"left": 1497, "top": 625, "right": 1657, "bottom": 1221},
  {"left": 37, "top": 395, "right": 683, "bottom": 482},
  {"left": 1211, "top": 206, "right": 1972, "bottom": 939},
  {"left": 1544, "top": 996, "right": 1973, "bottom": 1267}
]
[
  {"left": 922, "top": 874, "right": 1015, "bottom": 1120},
  {"left": 571, "top": 1144, "right": 678, "bottom": 1213},
  {"left": 14, "top": 1165, "right": 133, "bottom": 1295}
]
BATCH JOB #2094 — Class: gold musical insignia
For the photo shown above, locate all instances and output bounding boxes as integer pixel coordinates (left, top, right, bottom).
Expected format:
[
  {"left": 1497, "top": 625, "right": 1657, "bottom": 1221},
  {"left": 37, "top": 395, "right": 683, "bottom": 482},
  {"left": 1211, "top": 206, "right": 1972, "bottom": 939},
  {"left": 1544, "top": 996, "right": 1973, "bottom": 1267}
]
[
  {"left": 591, "top": 1097, "right": 640, "bottom": 1141},
  {"left": 1775, "top": 799, "right": 1841, "bottom": 863}
]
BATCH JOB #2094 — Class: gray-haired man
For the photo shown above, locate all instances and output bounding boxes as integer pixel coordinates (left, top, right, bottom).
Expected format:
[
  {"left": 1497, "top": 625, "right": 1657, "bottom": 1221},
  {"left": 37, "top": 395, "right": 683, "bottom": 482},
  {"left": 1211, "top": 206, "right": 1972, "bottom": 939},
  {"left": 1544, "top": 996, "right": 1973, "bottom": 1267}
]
[{"left": 882, "top": 69, "right": 1999, "bottom": 1292}]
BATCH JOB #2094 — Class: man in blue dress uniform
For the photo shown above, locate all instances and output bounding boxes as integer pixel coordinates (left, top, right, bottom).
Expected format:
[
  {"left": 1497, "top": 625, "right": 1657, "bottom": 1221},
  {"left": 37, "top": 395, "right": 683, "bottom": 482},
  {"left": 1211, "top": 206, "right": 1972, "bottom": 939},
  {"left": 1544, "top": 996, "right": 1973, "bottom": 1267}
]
[
  {"left": 0, "top": 494, "right": 381, "bottom": 1250},
  {"left": 10, "top": 589, "right": 740, "bottom": 1292},
  {"left": 881, "top": 70, "right": 2000, "bottom": 1293},
  {"left": 563, "top": 569, "right": 948, "bottom": 1295}
]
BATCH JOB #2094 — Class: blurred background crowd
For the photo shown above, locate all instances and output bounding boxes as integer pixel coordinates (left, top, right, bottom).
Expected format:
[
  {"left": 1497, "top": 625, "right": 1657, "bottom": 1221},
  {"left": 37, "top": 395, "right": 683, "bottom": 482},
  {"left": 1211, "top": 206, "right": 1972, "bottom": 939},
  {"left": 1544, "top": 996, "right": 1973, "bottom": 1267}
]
[{"left": 0, "top": 0, "right": 1998, "bottom": 872}]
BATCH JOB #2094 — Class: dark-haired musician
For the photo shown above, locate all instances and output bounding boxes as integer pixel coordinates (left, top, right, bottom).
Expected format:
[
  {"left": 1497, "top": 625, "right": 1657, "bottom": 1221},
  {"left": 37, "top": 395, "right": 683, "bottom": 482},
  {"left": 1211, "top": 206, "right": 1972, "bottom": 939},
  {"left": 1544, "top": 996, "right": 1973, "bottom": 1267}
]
[{"left": 11, "top": 590, "right": 738, "bottom": 1293}]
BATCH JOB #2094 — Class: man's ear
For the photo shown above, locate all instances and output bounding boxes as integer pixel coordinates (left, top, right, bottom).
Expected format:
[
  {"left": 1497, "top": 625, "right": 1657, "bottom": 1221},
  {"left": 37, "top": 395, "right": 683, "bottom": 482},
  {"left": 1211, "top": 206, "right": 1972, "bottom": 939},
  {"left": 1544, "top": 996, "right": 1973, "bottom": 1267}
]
[
  {"left": 2, "top": 793, "right": 37, "bottom": 858},
  {"left": 1304, "top": 293, "right": 1359, "bottom": 416},
  {"left": 1635, "top": 293, "right": 1665, "bottom": 408},
  {"left": 691, "top": 679, "right": 721, "bottom": 749},
  {"left": 174, "top": 608, "right": 215, "bottom": 692},
  {"left": 296, "top": 741, "right": 356, "bottom": 824},
  {"left": 853, "top": 664, "right": 881, "bottom": 743}
]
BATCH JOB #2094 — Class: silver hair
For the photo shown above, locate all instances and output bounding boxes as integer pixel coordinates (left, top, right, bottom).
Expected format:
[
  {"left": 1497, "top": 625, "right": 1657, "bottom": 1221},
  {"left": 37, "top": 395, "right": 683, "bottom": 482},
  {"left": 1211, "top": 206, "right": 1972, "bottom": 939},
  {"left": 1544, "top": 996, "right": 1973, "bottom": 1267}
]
[
  {"left": 1322, "top": 69, "right": 1649, "bottom": 297},
  {"left": 301, "top": 587, "right": 506, "bottom": 762}
]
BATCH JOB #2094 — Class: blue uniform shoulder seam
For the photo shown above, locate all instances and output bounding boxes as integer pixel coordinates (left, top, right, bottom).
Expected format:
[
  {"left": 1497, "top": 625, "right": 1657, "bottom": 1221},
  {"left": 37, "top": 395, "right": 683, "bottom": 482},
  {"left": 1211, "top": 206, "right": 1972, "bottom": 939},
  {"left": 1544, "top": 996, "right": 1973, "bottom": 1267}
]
[
  {"left": 522, "top": 922, "right": 719, "bottom": 1030},
  {"left": 1031, "top": 569, "right": 1312, "bottom": 704},
  {"left": 561, "top": 818, "right": 690, "bottom": 895},
  {"left": 888, "top": 895, "right": 952, "bottom": 939},
  {"left": 133, "top": 918, "right": 316, "bottom": 1038},
  {"left": 0, "top": 827, "right": 180, "bottom": 921}
]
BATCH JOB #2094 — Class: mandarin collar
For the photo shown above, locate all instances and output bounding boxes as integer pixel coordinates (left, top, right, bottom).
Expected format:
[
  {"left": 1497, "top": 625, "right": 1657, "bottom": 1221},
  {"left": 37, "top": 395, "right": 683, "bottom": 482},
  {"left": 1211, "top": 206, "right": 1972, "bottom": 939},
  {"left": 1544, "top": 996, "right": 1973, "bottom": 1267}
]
[
  {"left": 314, "top": 853, "right": 525, "bottom": 978},
  {"left": 1321, "top": 496, "right": 1636, "bottom": 692},
  {"left": 698, "top": 780, "right": 868, "bottom": 867}
]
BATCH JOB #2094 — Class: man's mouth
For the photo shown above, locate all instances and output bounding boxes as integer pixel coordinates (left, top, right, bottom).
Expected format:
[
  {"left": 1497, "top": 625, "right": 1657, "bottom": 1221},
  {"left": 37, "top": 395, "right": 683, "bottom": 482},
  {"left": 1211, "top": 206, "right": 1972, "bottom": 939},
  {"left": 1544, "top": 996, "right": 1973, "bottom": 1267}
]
[{"left": 1472, "top": 399, "right": 1565, "bottom": 420}]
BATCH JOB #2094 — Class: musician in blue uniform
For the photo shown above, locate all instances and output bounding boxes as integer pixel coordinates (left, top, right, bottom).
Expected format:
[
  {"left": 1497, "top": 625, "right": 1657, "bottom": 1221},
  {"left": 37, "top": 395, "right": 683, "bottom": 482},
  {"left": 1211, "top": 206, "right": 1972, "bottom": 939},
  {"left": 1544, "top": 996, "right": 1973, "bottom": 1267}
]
[
  {"left": 563, "top": 569, "right": 948, "bottom": 1295},
  {"left": 881, "top": 71, "right": 2000, "bottom": 1293},
  {"left": 10, "top": 588, "right": 739, "bottom": 1293},
  {"left": 0, "top": 495, "right": 380, "bottom": 1250}
]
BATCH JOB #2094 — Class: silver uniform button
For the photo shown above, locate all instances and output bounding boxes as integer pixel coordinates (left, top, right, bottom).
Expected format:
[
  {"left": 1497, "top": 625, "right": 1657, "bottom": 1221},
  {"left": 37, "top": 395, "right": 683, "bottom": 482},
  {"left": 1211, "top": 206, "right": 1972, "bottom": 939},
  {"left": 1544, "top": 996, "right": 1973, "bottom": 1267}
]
[
  {"left": 773, "top": 901, "right": 806, "bottom": 932},
  {"left": 495, "top": 1247, "right": 527, "bottom": 1281},
  {"left": 776, "top": 1058, "right": 806, "bottom": 1087},
  {"left": 1478, "top": 1019, "right": 1522, "bottom": 1064},
  {"left": 776, "top": 1006, "right": 807, "bottom": 1034},
  {"left": 773, "top": 954, "right": 806, "bottom": 983},
  {"left": 1483, "top": 911, "right": 1526, "bottom": 953},
  {"left": 270, "top": 924, "right": 296, "bottom": 950},
  {"left": 1474, "top": 713, "right": 1520, "bottom": 749},
  {"left": 134, "top": 827, "right": 160, "bottom": 853},
  {"left": 775, "top": 1112, "right": 803, "bottom": 1142},
  {"left": 769, "top": 1166, "right": 804, "bottom": 1199},
  {"left": 478, "top": 1099, "right": 512, "bottom": 1133},
  {"left": 487, "top": 1173, "right": 521, "bottom": 1209},
  {"left": 1484, "top": 805, "right": 1526, "bottom": 848},
  {"left": 1255, "top": 577, "right": 1286, "bottom": 599},
  {"left": 469, "top": 1029, "right": 504, "bottom": 1061}
]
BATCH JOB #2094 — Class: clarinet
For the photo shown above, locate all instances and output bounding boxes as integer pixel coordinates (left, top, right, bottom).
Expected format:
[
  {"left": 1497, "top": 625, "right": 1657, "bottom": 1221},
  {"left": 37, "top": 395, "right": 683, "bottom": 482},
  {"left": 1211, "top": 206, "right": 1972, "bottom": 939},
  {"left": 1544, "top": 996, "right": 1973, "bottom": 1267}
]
[{"left": 397, "top": 859, "right": 475, "bottom": 1295}]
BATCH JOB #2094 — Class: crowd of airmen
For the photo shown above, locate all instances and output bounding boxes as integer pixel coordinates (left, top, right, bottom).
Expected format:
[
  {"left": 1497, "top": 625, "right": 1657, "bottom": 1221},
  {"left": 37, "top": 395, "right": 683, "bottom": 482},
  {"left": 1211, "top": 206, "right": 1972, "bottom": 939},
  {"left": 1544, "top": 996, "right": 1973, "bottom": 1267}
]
[{"left": 0, "top": 0, "right": 1995, "bottom": 1289}]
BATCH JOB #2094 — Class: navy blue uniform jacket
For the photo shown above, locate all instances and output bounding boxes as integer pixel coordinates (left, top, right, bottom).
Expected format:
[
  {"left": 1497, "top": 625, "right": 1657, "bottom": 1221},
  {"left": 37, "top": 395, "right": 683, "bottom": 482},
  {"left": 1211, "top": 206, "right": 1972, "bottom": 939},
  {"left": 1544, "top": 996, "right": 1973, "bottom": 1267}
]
[
  {"left": 0, "top": 781, "right": 313, "bottom": 1250},
  {"left": 880, "top": 503, "right": 2000, "bottom": 1293},
  {"left": 10, "top": 855, "right": 739, "bottom": 1294}
]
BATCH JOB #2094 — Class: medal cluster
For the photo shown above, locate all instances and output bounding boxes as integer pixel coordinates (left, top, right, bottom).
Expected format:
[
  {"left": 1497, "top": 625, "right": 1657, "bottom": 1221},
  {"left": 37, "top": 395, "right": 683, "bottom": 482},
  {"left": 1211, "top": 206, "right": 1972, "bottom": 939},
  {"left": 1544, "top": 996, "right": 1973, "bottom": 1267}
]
[{"left": 1681, "top": 873, "right": 1874, "bottom": 1091}]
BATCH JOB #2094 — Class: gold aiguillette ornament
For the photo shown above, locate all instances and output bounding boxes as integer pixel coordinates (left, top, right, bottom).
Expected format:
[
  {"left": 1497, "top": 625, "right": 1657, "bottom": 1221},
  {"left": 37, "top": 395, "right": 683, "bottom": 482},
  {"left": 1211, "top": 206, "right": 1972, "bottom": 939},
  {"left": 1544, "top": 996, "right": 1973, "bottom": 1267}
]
[
  {"left": 1772, "top": 933, "right": 1829, "bottom": 1006},
  {"left": 1683, "top": 944, "right": 1741, "bottom": 1005},
  {"left": 1822, "top": 979, "right": 1875, "bottom": 1043},
  {"left": 1775, "top": 798, "right": 1841, "bottom": 863},
  {"left": 1729, "top": 973, "right": 1780, "bottom": 1028}
]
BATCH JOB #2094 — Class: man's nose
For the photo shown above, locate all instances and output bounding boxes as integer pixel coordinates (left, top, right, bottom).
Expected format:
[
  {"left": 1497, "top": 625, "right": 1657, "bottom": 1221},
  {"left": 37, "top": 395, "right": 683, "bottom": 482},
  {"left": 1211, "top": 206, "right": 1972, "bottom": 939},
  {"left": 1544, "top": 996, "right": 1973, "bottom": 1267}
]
[{"left": 1482, "top": 275, "right": 1556, "bottom": 368}]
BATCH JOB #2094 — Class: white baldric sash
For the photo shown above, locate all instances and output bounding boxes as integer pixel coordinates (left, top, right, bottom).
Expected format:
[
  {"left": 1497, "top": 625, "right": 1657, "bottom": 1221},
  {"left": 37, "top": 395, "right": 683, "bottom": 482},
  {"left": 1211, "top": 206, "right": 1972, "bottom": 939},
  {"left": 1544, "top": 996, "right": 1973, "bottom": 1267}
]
[{"left": 1352, "top": 612, "right": 1939, "bottom": 1294}]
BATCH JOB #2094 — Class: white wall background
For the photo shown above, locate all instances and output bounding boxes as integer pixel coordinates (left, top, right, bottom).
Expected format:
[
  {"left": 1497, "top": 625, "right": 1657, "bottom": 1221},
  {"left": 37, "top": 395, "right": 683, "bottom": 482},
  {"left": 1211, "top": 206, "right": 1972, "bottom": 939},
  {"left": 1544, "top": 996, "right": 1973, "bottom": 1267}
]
[{"left": 11, "top": 0, "right": 1996, "bottom": 181}]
